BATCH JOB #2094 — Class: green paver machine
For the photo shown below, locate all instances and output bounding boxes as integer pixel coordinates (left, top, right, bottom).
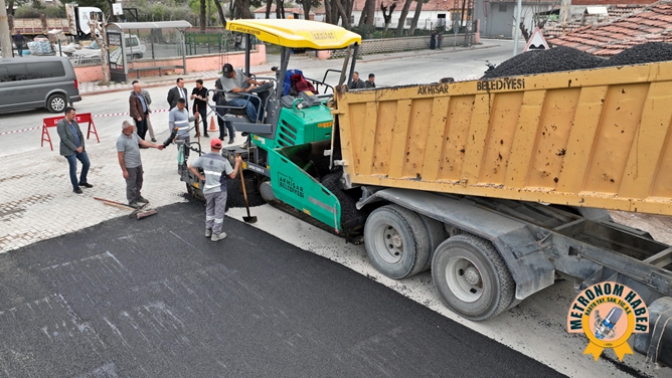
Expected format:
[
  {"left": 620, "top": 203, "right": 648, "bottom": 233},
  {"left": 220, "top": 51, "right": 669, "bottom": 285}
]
[{"left": 180, "top": 19, "right": 363, "bottom": 237}]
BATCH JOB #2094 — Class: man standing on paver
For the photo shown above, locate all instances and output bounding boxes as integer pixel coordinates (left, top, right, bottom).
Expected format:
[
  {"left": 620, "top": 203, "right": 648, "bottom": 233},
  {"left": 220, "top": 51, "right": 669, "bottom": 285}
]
[
  {"left": 168, "top": 98, "right": 198, "bottom": 157},
  {"left": 132, "top": 80, "right": 157, "bottom": 142},
  {"left": 117, "top": 120, "right": 164, "bottom": 208},
  {"left": 365, "top": 73, "right": 376, "bottom": 88},
  {"left": 167, "top": 78, "right": 189, "bottom": 111},
  {"left": 130, "top": 82, "right": 149, "bottom": 140},
  {"left": 348, "top": 72, "right": 366, "bottom": 90},
  {"left": 57, "top": 107, "right": 92, "bottom": 194},
  {"left": 190, "top": 79, "right": 209, "bottom": 138},
  {"left": 189, "top": 138, "right": 242, "bottom": 241}
]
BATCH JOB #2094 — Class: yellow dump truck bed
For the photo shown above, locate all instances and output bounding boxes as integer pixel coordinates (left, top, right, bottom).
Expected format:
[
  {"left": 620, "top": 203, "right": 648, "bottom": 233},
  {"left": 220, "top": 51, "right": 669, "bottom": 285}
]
[{"left": 334, "top": 61, "right": 672, "bottom": 215}]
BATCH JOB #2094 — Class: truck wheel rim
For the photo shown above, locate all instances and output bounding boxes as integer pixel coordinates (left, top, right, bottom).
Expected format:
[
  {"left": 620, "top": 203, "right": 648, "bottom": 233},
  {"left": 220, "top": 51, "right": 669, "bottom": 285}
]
[
  {"left": 375, "top": 224, "right": 403, "bottom": 264},
  {"left": 446, "top": 257, "right": 483, "bottom": 303},
  {"left": 52, "top": 97, "right": 66, "bottom": 111}
]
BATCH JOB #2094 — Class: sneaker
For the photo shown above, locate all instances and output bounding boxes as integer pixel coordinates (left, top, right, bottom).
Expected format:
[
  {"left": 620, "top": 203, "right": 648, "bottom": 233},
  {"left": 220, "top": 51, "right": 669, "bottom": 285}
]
[
  {"left": 205, "top": 228, "right": 212, "bottom": 238},
  {"left": 128, "top": 201, "right": 142, "bottom": 209},
  {"left": 151, "top": 138, "right": 157, "bottom": 142},
  {"left": 73, "top": 187, "right": 83, "bottom": 194},
  {"left": 78, "top": 182, "right": 93, "bottom": 188},
  {"left": 136, "top": 196, "right": 149, "bottom": 204},
  {"left": 211, "top": 232, "right": 227, "bottom": 242}
]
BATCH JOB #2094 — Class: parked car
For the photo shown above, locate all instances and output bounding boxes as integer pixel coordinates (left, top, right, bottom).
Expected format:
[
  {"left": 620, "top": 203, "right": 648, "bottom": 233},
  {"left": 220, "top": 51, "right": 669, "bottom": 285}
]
[
  {"left": 71, "top": 35, "right": 146, "bottom": 63},
  {"left": 0, "top": 56, "right": 81, "bottom": 113}
]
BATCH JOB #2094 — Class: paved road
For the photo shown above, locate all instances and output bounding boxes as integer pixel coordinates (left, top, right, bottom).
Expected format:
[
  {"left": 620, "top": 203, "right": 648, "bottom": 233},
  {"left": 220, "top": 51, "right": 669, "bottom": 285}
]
[{"left": 0, "top": 200, "right": 565, "bottom": 378}]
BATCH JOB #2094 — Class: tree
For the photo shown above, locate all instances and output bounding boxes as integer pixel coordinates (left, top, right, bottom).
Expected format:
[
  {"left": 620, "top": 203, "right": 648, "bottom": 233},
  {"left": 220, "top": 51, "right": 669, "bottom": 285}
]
[
  {"left": 213, "top": 0, "right": 227, "bottom": 26},
  {"left": 199, "top": 0, "right": 206, "bottom": 31},
  {"left": 513, "top": 0, "right": 558, "bottom": 42},
  {"left": 381, "top": 2, "right": 396, "bottom": 32},
  {"left": 408, "top": 0, "right": 426, "bottom": 36},
  {"left": 395, "top": 0, "right": 413, "bottom": 37},
  {"left": 88, "top": 14, "right": 109, "bottom": 84},
  {"left": 298, "top": 0, "right": 321, "bottom": 20}
]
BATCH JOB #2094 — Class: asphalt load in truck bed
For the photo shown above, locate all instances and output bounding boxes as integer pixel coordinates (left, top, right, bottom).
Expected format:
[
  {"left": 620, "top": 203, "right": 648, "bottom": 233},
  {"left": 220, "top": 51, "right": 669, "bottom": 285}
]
[
  {"left": 482, "top": 46, "right": 604, "bottom": 79},
  {"left": 321, "top": 170, "right": 366, "bottom": 228},
  {"left": 599, "top": 42, "right": 672, "bottom": 67}
]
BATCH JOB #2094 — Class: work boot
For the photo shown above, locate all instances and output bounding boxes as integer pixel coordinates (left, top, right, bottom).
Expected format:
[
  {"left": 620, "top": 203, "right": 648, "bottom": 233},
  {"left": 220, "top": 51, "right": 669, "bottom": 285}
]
[
  {"left": 211, "top": 232, "right": 227, "bottom": 242},
  {"left": 203, "top": 133, "right": 209, "bottom": 138},
  {"left": 129, "top": 201, "right": 142, "bottom": 209},
  {"left": 205, "top": 228, "right": 212, "bottom": 238},
  {"left": 136, "top": 196, "right": 149, "bottom": 204},
  {"left": 228, "top": 137, "right": 234, "bottom": 145},
  {"left": 78, "top": 182, "right": 93, "bottom": 188},
  {"left": 73, "top": 187, "right": 83, "bottom": 194}
]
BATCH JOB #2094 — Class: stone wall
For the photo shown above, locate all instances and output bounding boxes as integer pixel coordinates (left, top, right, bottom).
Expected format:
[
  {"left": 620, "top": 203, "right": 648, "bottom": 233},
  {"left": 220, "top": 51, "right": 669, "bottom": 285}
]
[{"left": 331, "top": 34, "right": 469, "bottom": 57}]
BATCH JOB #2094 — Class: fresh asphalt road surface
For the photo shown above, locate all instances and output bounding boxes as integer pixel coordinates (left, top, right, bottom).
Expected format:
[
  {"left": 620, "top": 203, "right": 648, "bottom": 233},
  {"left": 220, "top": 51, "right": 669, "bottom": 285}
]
[{"left": 0, "top": 200, "right": 565, "bottom": 378}]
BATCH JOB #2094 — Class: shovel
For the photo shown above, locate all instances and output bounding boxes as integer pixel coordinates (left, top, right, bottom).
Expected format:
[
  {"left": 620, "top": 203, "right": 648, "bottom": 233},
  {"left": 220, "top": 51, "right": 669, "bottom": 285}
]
[{"left": 236, "top": 154, "right": 257, "bottom": 223}]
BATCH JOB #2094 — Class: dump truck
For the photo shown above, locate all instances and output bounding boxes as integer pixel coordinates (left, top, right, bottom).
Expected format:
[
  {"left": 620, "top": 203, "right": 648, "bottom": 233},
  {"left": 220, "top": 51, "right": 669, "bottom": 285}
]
[
  {"left": 179, "top": 19, "right": 672, "bottom": 366},
  {"left": 11, "top": 4, "right": 102, "bottom": 38}
]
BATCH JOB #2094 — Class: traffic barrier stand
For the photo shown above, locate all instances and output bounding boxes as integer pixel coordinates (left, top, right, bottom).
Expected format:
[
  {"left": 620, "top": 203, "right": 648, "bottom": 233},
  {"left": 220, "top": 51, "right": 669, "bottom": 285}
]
[
  {"left": 42, "top": 113, "right": 100, "bottom": 151},
  {"left": 209, "top": 116, "right": 217, "bottom": 132}
]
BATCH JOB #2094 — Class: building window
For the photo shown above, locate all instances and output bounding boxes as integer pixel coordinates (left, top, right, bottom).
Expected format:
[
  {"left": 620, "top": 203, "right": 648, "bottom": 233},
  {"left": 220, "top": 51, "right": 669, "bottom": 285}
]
[
  {"left": 499, "top": 4, "right": 507, "bottom": 12},
  {"left": 351, "top": 15, "right": 355, "bottom": 24}
]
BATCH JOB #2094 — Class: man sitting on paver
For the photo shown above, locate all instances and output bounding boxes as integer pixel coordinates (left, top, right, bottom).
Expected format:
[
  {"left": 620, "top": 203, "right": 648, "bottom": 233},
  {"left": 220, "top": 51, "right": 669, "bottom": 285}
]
[
  {"left": 188, "top": 138, "right": 242, "bottom": 242},
  {"left": 219, "top": 63, "right": 268, "bottom": 123},
  {"left": 117, "top": 121, "right": 164, "bottom": 209},
  {"left": 56, "top": 107, "right": 93, "bottom": 194}
]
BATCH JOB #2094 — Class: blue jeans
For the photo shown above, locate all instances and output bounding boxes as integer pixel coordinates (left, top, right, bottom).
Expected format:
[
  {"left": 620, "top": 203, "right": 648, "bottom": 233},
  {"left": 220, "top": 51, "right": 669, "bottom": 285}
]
[
  {"left": 229, "top": 96, "right": 261, "bottom": 122},
  {"left": 65, "top": 150, "right": 90, "bottom": 189}
]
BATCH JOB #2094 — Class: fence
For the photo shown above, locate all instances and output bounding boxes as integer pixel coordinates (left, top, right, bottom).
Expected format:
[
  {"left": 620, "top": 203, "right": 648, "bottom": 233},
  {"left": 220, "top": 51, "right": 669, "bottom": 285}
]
[{"left": 330, "top": 33, "right": 471, "bottom": 58}]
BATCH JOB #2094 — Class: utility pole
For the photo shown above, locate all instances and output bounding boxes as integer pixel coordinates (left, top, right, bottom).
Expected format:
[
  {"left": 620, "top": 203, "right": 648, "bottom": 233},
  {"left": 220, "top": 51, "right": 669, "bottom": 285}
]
[
  {"left": 0, "top": 0, "right": 14, "bottom": 58},
  {"left": 512, "top": 0, "right": 522, "bottom": 56}
]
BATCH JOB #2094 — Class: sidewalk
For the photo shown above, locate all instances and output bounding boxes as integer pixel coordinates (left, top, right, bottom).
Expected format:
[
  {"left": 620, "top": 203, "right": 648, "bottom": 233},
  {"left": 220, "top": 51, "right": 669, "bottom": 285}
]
[{"left": 78, "top": 43, "right": 497, "bottom": 96}]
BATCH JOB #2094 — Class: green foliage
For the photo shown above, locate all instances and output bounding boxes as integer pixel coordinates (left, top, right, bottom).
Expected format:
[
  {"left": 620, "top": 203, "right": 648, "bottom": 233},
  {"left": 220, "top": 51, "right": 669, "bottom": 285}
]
[
  {"left": 125, "top": 0, "right": 194, "bottom": 22},
  {"left": 31, "top": 0, "right": 44, "bottom": 10},
  {"left": 14, "top": 4, "right": 64, "bottom": 18},
  {"left": 76, "top": 0, "right": 110, "bottom": 13}
]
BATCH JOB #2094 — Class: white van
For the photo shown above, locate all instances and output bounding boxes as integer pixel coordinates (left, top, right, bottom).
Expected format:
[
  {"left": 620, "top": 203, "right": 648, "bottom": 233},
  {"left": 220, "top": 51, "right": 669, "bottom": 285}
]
[{"left": 71, "top": 34, "right": 146, "bottom": 64}]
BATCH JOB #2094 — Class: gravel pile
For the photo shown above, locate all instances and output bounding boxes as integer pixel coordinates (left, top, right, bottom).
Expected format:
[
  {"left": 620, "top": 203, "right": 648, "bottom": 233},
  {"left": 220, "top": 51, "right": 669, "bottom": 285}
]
[
  {"left": 482, "top": 46, "right": 604, "bottom": 79},
  {"left": 599, "top": 42, "right": 672, "bottom": 68},
  {"left": 226, "top": 176, "right": 266, "bottom": 210}
]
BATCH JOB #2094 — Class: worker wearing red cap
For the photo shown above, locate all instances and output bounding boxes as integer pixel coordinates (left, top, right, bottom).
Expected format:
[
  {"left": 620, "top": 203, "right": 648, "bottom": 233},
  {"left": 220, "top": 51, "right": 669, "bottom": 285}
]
[{"left": 188, "top": 138, "right": 243, "bottom": 241}]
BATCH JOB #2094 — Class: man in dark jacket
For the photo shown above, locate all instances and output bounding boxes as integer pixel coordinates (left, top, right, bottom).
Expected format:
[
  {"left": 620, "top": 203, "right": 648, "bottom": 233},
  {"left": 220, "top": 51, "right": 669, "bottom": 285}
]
[
  {"left": 56, "top": 107, "right": 92, "bottom": 194},
  {"left": 167, "top": 77, "right": 188, "bottom": 111},
  {"left": 129, "top": 82, "right": 148, "bottom": 140},
  {"left": 348, "top": 71, "right": 366, "bottom": 90},
  {"left": 213, "top": 77, "right": 235, "bottom": 144},
  {"left": 13, "top": 32, "right": 24, "bottom": 57},
  {"left": 365, "top": 73, "right": 376, "bottom": 88}
]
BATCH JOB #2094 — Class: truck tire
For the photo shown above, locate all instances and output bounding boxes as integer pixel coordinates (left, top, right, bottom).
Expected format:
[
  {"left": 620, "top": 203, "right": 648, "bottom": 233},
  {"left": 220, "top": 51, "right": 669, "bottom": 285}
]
[
  {"left": 47, "top": 93, "right": 67, "bottom": 113},
  {"left": 432, "top": 234, "right": 515, "bottom": 321},
  {"left": 420, "top": 215, "right": 447, "bottom": 272},
  {"left": 364, "top": 205, "right": 430, "bottom": 279}
]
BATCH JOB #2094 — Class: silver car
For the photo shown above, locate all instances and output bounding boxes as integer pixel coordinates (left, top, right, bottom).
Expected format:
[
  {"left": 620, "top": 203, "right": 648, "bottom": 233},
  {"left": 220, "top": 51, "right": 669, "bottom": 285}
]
[{"left": 0, "top": 56, "right": 82, "bottom": 113}]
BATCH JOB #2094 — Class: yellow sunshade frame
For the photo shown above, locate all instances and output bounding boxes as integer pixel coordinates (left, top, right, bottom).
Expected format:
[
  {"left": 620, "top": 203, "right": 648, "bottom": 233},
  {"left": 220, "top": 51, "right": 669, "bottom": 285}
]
[{"left": 226, "top": 19, "right": 361, "bottom": 50}]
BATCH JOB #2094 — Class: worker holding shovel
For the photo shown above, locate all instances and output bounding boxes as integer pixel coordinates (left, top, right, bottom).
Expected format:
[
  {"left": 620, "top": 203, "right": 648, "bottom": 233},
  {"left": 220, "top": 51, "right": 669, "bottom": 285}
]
[{"left": 189, "top": 138, "right": 243, "bottom": 242}]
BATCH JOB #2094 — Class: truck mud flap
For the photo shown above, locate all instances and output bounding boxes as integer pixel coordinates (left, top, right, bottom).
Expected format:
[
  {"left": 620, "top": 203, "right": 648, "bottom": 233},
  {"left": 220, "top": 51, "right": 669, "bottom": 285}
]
[{"left": 634, "top": 296, "right": 672, "bottom": 365}]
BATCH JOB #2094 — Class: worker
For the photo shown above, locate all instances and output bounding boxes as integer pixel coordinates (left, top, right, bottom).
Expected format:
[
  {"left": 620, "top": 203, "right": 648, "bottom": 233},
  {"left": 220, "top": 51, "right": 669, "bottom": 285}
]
[
  {"left": 131, "top": 80, "right": 157, "bottom": 142},
  {"left": 117, "top": 120, "right": 164, "bottom": 209},
  {"left": 56, "top": 107, "right": 92, "bottom": 194},
  {"left": 220, "top": 63, "right": 267, "bottom": 123},
  {"left": 13, "top": 31, "right": 24, "bottom": 58},
  {"left": 348, "top": 71, "right": 366, "bottom": 90},
  {"left": 167, "top": 98, "right": 198, "bottom": 157},
  {"left": 188, "top": 138, "right": 243, "bottom": 242},
  {"left": 365, "top": 73, "right": 376, "bottom": 88},
  {"left": 213, "top": 77, "right": 236, "bottom": 145}
]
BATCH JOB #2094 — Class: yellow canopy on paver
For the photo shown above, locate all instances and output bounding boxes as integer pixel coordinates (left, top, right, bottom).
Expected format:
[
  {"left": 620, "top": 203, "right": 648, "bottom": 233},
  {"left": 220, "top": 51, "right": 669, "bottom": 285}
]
[{"left": 225, "top": 19, "right": 361, "bottom": 50}]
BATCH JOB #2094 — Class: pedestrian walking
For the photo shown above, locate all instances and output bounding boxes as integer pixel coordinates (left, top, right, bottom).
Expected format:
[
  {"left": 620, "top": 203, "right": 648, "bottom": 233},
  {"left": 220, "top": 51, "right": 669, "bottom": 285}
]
[
  {"left": 56, "top": 107, "right": 92, "bottom": 194},
  {"left": 188, "top": 138, "right": 242, "bottom": 242},
  {"left": 117, "top": 121, "right": 164, "bottom": 208},
  {"left": 430, "top": 30, "right": 437, "bottom": 50},
  {"left": 13, "top": 32, "right": 24, "bottom": 57},
  {"left": 365, "top": 73, "right": 376, "bottom": 88},
  {"left": 132, "top": 80, "right": 157, "bottom": 142},
  {"left": 130, "top": 82, "right": 149, "bottom": 140},
  {"left": 167, "top": 78, "right": 188, "bottom": 111},
  {"left": 191, "top": 79, "right": 209, "bottom": 138}
]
